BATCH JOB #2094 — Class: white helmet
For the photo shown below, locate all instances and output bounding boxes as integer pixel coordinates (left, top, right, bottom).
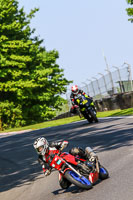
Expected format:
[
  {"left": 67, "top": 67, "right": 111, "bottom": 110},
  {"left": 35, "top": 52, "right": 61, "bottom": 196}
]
[
  {"left": 33, "top": 137, "right": 49, "bottom": 155},
  {"left": 71, "top": 85, "right": 79, "bottom": 95}
]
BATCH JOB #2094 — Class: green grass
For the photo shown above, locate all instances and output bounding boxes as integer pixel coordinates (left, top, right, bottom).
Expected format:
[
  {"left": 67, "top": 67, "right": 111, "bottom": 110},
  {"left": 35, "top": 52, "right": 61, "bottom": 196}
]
[
  {"left": 97, "top": 107, "right": 133, "bottom": 117},
  {"left": 0, "top": 107, "right": 133, "bottom": 133},
  {"left": 0, "top": 116, "right": 81, "bottom": 133}
]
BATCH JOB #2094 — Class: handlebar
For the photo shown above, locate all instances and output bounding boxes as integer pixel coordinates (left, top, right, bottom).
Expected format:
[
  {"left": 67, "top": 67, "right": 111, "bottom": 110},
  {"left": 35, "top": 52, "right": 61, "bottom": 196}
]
[{"left": 57, "top": 145, "right": 64, "bottom": 156}]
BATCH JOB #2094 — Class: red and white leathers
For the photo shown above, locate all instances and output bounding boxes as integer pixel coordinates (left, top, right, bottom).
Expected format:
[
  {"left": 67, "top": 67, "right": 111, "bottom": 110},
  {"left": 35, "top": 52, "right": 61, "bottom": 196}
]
[
  {"left": 38, "top": 141, "right": 68, "bottom": 174},
  {"left": 36, "top": 140, "right": 97, "bottom": 176}
]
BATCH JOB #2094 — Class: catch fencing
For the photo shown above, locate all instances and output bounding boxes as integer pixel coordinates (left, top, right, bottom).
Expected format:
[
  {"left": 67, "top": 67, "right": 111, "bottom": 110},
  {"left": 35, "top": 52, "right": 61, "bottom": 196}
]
[{"left": 65, "top": 63, "right": 133, "bottom": 111}]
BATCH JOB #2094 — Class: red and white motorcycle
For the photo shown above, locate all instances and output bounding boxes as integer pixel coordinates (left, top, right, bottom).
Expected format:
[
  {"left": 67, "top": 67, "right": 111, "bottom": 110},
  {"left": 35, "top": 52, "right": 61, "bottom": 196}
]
[{"left": 48, "top": 150, "right": 109, "bottom": 190}]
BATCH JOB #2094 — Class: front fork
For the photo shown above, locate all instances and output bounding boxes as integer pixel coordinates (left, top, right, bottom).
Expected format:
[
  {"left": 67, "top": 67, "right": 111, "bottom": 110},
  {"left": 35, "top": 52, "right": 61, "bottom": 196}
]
[{"left": 59, "top": 161, "right": 83, "bottom": 178}]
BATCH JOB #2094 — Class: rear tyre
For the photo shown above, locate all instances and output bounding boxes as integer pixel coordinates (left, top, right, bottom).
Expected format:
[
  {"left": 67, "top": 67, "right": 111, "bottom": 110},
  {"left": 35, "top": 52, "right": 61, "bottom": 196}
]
[
  {"left": 99, "top": 166, "right": 109, "bottom": 180},
  {"left": 64, "top": 170, "right": 92, "bottom": 190}
]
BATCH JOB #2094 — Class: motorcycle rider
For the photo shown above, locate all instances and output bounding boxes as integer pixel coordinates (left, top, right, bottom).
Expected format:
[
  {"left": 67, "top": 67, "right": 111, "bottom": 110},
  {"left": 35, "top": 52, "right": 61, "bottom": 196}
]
[
  {"left": 70, "top": 85, "right": 90, "bottom": 106},
  {"left": 70, "top": 85, "right": 95, "bottom": 116},
  {"left": 33, "top": 137, "right": 98, "bottom": 188}
]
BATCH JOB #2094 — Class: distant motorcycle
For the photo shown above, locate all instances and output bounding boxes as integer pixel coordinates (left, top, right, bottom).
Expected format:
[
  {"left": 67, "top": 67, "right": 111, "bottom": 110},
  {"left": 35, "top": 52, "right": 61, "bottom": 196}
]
[
  {"left": 75, "top": 94, "right": 98, "bottom": 123},
  {"left": 48, "top": 150, "right": 109, "bottom": 190}
]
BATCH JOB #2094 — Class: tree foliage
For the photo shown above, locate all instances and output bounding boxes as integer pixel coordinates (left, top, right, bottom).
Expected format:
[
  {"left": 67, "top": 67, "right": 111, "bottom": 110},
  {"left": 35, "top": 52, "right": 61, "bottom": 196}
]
[
  {"left": 0, "top": 0, "right": 72, "bottom": 129},
  {"left": 126, "top": 0, "right": 133, "bottom": 22}
]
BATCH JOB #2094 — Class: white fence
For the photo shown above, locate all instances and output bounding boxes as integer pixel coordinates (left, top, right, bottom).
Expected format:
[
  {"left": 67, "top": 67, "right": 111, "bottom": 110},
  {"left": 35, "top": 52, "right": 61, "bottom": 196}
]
[{"left": 65, "top": 63, "right": 133, "bottom": 110}]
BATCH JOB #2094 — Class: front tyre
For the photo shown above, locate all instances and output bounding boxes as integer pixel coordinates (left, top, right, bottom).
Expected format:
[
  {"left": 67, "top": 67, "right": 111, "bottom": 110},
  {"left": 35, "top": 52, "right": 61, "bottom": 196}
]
[
  {"left": 82, "top": 112, "right": 93, "bottom": 123},
  {"left": 59, "top": 176, "right": 72, "bottom": 189},
  {"left": 89, "top": 109, "right": 98, "bottom": 123},
  {"left": 64, "top": 170, "right": 92, "bottom": 190},
  {"left": 87, "top": 117, "right": 93, "bottom": 123}
]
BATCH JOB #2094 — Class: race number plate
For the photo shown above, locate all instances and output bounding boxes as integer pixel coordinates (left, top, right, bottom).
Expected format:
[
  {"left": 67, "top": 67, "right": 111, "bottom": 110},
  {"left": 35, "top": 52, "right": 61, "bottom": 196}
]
[{"left": 56, "top": 159, "right": 62, "bottom": 165}]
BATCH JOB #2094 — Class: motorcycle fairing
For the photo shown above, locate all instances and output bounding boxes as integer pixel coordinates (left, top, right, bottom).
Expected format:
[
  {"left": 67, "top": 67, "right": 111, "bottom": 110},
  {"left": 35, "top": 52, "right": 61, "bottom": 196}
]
[
  {"left": 60, "top": 152, "right": 78, "bottom": 165},
  {"left": 69, "top": 171, "right": 92, "bottom": 186},
  {"left": 89, "top": 171, "right": 99, "bottom": 183},
  {"left": 49, "top": 154, "right": 64, "bottom": 170}
]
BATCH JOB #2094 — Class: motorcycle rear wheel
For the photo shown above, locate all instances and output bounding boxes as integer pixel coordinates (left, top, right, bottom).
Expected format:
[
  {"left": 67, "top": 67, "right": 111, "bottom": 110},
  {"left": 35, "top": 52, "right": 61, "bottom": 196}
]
[
  {"left": 64, "top": 170, "right": 92, "bottom": 190},
  {"left": 99, "top": 165, "right": 109, "bottom": 180}
]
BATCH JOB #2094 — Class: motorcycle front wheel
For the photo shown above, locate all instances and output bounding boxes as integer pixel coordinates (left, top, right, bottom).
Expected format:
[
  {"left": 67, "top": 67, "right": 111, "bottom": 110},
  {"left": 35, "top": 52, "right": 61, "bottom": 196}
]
[
  {"left": 87, "top": 117, "right": 93, "bottom": 123},
  {"left": 64, "top": 170, "right": 92, "bottom": 190},
  {"left": 89, "top": 109, "right": 98, "bottom": 123}
]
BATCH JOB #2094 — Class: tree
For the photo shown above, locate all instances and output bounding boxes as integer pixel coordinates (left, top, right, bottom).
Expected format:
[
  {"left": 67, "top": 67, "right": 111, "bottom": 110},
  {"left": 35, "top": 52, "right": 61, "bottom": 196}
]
[
  {"left": 0, "top": 0, "right": 72, "bottom": 129},
  {"left": 126, "top": 0, "right": 133, "bottom": 22}
]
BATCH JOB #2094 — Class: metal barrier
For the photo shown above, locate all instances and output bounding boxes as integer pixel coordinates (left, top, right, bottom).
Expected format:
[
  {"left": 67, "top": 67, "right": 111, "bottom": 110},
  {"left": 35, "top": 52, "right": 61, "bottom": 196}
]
[{"left": 65, "top": 63, "right": 133, "bottom": 113}]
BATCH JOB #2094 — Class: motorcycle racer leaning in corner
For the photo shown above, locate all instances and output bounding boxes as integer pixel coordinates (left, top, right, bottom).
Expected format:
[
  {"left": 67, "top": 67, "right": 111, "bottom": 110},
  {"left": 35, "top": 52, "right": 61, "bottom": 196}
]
[
  {"left": 70, "top": 85, "right": 94, "bottom": 115},
  {"left": 33, "top": 137, "right": 98, "bottom": 188}
]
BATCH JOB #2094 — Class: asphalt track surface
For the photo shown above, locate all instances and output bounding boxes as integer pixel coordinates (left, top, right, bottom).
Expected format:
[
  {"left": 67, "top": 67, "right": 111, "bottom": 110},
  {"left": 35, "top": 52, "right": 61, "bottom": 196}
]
[{"left": 0, "top": 116, "right": 133, "bottom": 200}]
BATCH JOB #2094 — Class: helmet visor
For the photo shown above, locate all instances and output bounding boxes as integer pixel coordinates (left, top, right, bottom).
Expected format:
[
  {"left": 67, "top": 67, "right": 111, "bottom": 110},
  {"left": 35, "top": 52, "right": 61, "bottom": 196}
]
[
  {"left": 72, "top": 90, "right": 78, "bottom": 95},
  {"left": 37, "top": 145, "right": 44, "bottom": 153}
]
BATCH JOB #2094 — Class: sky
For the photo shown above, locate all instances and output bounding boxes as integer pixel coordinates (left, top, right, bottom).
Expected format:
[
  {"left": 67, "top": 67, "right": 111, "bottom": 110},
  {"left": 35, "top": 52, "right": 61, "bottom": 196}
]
[{"left": 18, "top": 0, "right": 133, "bottom": 90}]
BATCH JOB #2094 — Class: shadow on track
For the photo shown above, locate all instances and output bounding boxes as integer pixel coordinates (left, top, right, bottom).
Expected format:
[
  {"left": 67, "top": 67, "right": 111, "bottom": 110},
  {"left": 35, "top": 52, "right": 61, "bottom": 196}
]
[
  {"left": 0, "top": 117, "right": 133, "bottom": 193},
  {"left": 52, "top": 185, "right": 87, "bottom": 195},
  {"left": 52, "top": 179, "right": 103, "bottom": 195}
]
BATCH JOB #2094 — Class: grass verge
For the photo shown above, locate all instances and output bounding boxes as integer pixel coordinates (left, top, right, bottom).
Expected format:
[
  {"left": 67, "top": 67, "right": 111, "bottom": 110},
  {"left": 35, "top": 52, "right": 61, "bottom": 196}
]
[{"left": 0, "top": 107, "right": 133, "bottom": 133}]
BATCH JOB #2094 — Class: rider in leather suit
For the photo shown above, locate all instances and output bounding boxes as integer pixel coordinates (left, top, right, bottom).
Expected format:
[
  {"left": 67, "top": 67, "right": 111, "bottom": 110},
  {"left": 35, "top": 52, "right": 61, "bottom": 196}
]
[
  {"left": 33, "top": 137, "right": 98, "bottom": 189},
  {"left": 70, "top": 85, "right": 90, "bottom": 106},
  {"left": 70, "top": 85, "right": 94, "bottom": 117}
]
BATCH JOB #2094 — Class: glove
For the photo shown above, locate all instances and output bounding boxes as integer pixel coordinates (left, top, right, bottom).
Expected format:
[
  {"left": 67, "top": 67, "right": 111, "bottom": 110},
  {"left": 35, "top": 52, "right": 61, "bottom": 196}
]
[
  {"left": 44, "top": 169, "right": 51, "bottom": 176},
  {"left": 74, "top": 105, "right": 79, "bottom": 108},
  {"left": 61, "top": 141, "right": 68, "bottom": 149}
]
